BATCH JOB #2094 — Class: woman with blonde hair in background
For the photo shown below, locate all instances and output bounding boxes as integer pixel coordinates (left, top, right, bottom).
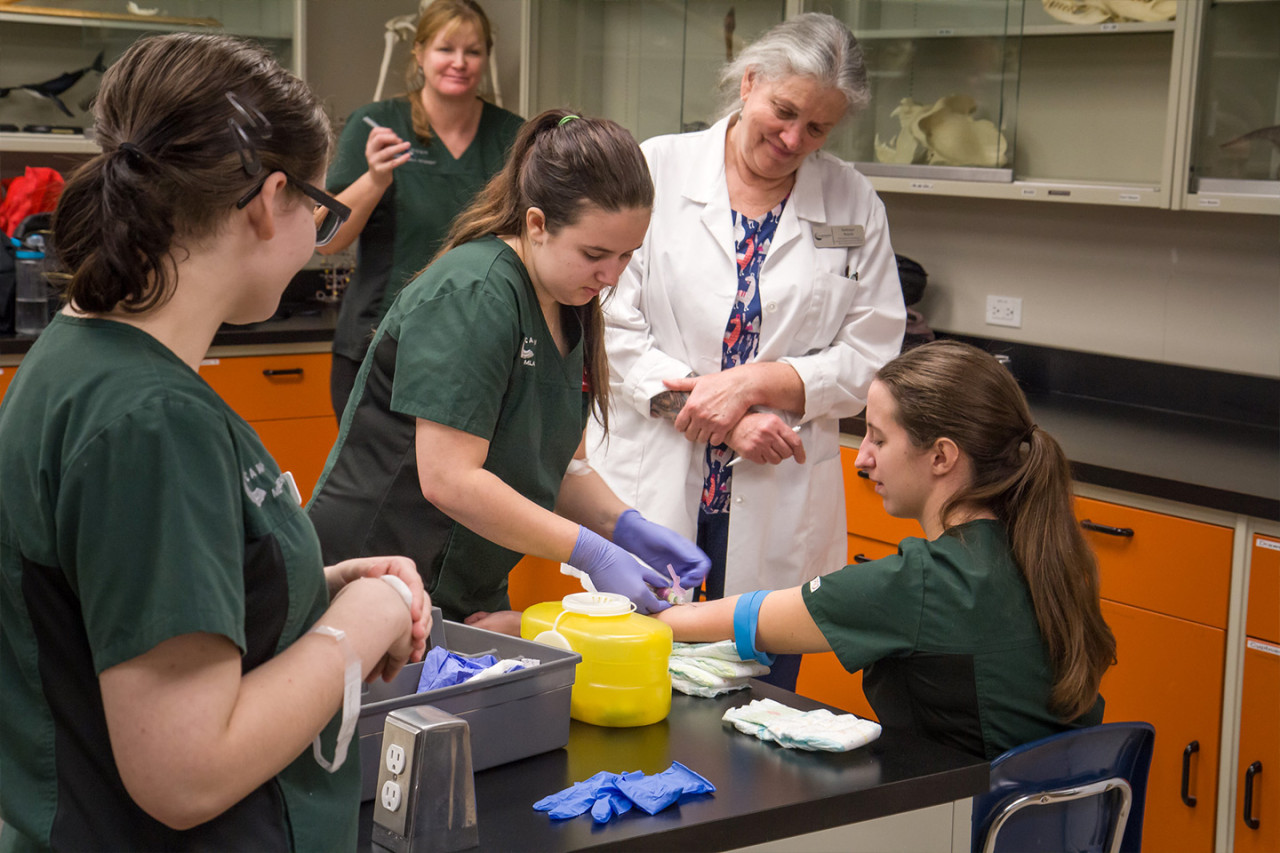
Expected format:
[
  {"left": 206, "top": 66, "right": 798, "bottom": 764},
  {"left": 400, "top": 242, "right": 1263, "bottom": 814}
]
[{"left": 320, "top": 0, "right": 524, "bottom": 417}]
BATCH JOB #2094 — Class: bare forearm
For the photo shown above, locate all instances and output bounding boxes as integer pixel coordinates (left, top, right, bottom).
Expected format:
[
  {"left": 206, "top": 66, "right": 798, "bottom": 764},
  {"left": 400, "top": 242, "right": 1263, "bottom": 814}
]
[
  {"left": 102, "top": 579, "right": 410, "bottom": 829},
  {"left": 427, "top": 464, "right": 581, "bottom": 562},
  {"left": 554, "top": 465, "right": 629, "bottom": 537},
  {"left": 315, "top": 172, "right": 387, "bottom": 255}
]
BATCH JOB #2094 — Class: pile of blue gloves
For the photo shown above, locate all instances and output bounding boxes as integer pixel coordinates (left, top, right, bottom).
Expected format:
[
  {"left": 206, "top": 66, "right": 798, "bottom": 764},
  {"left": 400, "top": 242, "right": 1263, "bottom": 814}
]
[
  {"left": 533, "top": 761, "right": 715, "bottom": 823},
  {"left": 415, "top": 646, "right": 529, "bottom": 693}
]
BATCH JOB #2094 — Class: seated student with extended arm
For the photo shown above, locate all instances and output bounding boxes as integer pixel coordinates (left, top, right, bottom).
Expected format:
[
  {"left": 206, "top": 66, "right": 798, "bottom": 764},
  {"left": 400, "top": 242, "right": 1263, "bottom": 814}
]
[{"left": 656, "top": 340, "right": 1116, "bottom": 759}]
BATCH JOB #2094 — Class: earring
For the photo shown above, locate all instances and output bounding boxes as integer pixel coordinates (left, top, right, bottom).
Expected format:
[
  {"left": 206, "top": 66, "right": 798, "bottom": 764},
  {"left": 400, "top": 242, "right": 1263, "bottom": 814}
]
[{"left": 413, "top": 65, "right": 426, "bottom": 89}]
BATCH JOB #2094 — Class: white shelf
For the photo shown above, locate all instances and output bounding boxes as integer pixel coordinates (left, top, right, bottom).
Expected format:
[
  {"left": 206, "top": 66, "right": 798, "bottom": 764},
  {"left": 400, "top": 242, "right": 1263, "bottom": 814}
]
[
  {"left": 852, "top": 20, "right": 1176, "bottom": 40},
  {"left": 0, "top": 131, "right": 98, "bottom": 154},
  {"left": 871, "top": 175, "right": 1168, "bottom": 208},
  {"left": 0, "top": 10, "right": 220, "bottom": 32}
]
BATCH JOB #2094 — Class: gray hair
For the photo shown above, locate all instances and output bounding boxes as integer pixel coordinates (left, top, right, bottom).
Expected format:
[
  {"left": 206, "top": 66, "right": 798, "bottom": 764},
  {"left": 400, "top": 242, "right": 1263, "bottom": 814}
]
[{"left": 719, "top": 13, "right": 870, "bottom": 119}]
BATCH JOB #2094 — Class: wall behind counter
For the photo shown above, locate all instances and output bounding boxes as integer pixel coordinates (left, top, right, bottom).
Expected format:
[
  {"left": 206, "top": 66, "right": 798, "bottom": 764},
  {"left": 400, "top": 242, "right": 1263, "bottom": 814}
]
[{"left": 883, "top": 193, "right": 1280, "bottom": 379}]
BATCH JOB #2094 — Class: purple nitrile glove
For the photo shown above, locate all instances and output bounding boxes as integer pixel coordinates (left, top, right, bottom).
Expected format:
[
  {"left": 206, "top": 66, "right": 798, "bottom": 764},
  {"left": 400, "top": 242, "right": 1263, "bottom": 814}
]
[
  {"left": 569, "top": 526, "right": 670, "bottom": 614},
  {"left": 612, "top": 509, "right": 711, "bottom": 589}
]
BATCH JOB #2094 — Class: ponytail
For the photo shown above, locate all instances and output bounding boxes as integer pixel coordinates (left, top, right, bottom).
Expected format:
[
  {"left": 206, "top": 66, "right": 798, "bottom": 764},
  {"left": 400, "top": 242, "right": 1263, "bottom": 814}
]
[
  {"left": 53, "top": 33, "right": 330, "bottom": 314},
  {"left": 876, "top": 341, "right": 1116, "bottom": 721},
  {"left": 55, "top": 147, "right": 178, "bottom": 313}
]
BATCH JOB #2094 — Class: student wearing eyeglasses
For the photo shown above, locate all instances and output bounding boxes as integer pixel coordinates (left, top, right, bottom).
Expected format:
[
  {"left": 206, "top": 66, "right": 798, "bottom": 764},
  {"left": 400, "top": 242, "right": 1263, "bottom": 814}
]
[
  {"left": 0, "top": 34, "right": 431, "bottom": 850},
  {"left": 316, "top": 0, "right": 525, "bottom": 420}
]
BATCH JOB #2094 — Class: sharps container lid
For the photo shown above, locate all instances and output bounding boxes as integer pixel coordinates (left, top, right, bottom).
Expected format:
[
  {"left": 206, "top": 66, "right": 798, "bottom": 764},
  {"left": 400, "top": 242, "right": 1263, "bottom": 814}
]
[{"left": 561, "top": 592, "right": 635, "bottom": 617}]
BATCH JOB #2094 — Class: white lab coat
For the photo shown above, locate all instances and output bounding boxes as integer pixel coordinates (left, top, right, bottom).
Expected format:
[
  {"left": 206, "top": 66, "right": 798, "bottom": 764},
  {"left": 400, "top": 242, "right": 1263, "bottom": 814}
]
[{"left": 587, "top": 116, "right": 906, "bottom": 595}]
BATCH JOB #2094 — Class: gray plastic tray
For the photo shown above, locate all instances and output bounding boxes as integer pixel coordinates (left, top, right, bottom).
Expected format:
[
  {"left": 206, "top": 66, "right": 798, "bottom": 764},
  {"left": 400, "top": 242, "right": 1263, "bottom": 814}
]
[{"left": 357, "top": 612, "right": 580, "bottom": 801}]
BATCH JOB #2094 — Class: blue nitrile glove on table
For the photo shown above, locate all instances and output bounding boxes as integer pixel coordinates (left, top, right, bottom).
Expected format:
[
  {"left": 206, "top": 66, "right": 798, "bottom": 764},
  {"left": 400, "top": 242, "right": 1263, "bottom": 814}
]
[
  {"left": 612, "top": 509, "right": 711, "bottom": 589},
  {"left": 569, "top": 526, "right": 669, "bottom": 614},
  {"left": 533, "top": 762, "right": 716, "bottom": 823}
]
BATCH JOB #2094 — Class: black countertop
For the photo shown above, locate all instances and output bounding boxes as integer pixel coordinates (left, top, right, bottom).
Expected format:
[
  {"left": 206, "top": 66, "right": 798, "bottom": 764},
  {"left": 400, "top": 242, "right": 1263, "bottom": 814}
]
[
  {"left": 0, "top": 302, "right": 337, "bottom": 356},
  {"left": 360, "top": 681, "right": 988, "bottom": 852}
]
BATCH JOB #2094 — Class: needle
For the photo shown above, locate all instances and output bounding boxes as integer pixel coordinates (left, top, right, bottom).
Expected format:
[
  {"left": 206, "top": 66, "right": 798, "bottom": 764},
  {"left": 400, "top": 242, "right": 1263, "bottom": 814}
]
[{"left": 725, "top": 424, "right": 802, "bottom": 468}]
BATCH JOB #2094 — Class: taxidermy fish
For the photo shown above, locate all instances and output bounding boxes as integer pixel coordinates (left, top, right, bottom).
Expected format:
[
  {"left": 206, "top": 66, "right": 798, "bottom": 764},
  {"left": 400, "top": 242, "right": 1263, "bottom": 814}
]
[{"left": 0, "top": 51, "right": 106, "bottom": 118}]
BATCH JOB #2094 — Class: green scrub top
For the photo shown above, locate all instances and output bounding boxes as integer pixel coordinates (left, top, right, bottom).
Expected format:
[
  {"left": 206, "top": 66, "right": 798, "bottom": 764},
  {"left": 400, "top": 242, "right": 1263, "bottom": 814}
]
[
  {"left": 308, "top": 236, "right": 590, "bottom": 621},
  {"left": 802, "top": 519, "right": 1104, "bottom": 760},
  {"left": 0, "top": 315, "right": 357, "bottom": 851},
  {"left": 327, "top": 98, "right": 524, "bottom": 363}
]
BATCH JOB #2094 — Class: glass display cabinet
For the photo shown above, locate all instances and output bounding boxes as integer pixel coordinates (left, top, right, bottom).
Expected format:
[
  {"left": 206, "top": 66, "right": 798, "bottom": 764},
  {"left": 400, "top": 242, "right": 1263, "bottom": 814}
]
[
  {"left": 526, "top": 0, "right": 785, "bottom": 144},
  {"left": 0, "top": 1, "right": 302, "bottom": 164},
  {"left": 1182, "top": 0, "right": 1280, "bottom": 215},
  {"left": 804, "top": 0, "right": 1187, "bottom": 207}
]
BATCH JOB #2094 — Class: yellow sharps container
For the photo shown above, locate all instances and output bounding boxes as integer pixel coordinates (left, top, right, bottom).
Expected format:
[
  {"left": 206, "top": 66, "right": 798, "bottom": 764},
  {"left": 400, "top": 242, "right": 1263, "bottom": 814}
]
[{"left": 521, "top": 592, "right": 672, "bottom": 727}]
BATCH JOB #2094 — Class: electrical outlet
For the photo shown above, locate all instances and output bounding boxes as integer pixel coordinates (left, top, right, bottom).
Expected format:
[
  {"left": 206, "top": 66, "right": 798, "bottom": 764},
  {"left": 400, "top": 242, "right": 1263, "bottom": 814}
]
[{"left": 985, "top": 295, "right": 1022, "bottom": 328}]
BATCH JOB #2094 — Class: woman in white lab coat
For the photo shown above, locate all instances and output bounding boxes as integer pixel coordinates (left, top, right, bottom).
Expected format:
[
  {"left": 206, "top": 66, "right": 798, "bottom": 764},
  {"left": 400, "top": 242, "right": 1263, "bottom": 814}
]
[{"left": 586, "top": 13, "right": 906, "bottom": 688}]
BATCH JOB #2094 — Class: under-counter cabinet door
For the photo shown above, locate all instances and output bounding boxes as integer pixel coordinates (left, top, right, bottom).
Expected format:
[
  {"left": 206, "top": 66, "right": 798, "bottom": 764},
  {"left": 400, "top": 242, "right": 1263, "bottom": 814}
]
[
  {"left": 1100, "top": 600, "right": 1224, "bottom": 853},
  {"left": 251, "top": 416, "right": 338, "bottom": 502},
  {"left": 846, "top": 532, "right": 898, "bottom": 565},
  {"left": 795, "top": 652, "right": 878, "bottom": 721},
  {"left": 840, "top": 447, "right": 925, "bottom": 545},
  {"left": 1075, "top": 495, "right": 1233, "bottom": 629},
  {"left": 1236, "top": 638, "right": 1280, "bottom": 853},
  {"left": 199, "top": 353, "right": 333, "bottom": 421},
  {"left": 1248, "top": 534, "right": 1280, "bottom": 644},
  {"left": 0, "top": 366, "right": 14, "bottom": 402}
]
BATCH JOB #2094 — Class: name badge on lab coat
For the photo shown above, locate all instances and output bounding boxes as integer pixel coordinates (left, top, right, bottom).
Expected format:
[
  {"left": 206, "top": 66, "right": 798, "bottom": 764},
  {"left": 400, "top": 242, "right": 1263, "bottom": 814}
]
[{"left": 811, "top": 225, "right": 865, "bottom": 248}]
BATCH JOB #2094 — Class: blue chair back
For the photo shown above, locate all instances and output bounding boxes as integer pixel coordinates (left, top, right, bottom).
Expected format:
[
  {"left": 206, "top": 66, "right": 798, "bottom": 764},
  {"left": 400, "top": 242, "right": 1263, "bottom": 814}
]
[{"left": 971, "top": 721, "right": 1155, "bottom": 853}]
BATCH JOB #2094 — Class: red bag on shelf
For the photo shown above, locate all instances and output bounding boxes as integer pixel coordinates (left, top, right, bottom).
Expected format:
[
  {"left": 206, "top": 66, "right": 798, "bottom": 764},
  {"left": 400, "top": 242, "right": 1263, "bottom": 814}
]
[{"left": 0, "top": 166, "right": 64, "bottom": 238}]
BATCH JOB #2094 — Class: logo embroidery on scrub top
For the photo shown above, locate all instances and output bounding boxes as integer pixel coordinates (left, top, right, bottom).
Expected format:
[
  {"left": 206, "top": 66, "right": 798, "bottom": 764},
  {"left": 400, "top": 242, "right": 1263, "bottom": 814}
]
[
  {"left": 242, "top": 461, "right": 299, "bottom": 508},
  {"left": 520, "top": 336, "right": 536, "bottom": 366}
]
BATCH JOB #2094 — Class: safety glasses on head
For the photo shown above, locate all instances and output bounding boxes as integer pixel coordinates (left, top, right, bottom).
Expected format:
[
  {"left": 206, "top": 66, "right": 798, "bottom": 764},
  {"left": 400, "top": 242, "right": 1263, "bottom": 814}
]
[{"left": 226, "top": 91, "right": 349, "bottom": 246}]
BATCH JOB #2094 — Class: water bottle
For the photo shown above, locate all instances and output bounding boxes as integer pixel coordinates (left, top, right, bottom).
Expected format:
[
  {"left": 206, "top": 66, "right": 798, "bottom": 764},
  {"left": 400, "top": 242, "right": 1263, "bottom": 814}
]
[{"left": 14, "top": 248, "right": 49, "bottom": 336}]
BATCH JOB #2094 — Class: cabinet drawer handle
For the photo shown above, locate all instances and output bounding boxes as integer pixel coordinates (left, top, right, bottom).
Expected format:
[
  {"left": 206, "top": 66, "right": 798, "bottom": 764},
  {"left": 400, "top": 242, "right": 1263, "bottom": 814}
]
[
  {"left": 1080, "top": 519, "right": 1134, "bottom": 538},
  {"left": 262, "top": 368, "right": 304, "bottom": 377},
  {"left": 853, "top": 553, "right": 871, "bottom": 564},
  {"left": 856, "top": 469, "right": 870, "bottom": 479},
  {"left": 1181, "top": 740, "right": 1199, "bottom": 807},
  {"left": 1244, "top": 761, "right": 1262, "bottom": 829}
]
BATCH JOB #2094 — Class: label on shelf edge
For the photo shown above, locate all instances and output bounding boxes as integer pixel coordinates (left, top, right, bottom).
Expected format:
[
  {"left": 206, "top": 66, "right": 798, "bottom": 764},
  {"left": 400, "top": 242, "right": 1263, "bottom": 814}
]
[
  {"left": 1247, "top": 638, "right": 1280, "bottom": 656},
  {"left": 1257, "top": 536, "right": 1280, "bottom": 551},
  {"left": 936, "top": 28, "right": 954, "bottom": 35},
  {"left": 1021, "top": 188, "right": 1037, "bottom": 196},
  {"left": 910, "top": 182, "right": 934, "bottom": 191},
  {"left": 1119, "top": 193, "right": 1140, "bottom": 202},
  {"left": 200, "top": 358, "right": 220, "bottom": 367},
  {"left": 1100, "top": 22, "right": 1118, "bottom": 32},
  {"left": 1199, "top": 197, "right": 1221, "bottom": 207}
]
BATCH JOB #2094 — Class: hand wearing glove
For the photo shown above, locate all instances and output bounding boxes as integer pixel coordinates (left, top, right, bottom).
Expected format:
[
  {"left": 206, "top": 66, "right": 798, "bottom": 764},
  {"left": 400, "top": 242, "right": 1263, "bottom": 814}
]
[
  {"left": 612, "top": 509, "right": 711, "bottom": 589},
  {"left": 570, "top": 526, "right": 670, "bottom": 614}
]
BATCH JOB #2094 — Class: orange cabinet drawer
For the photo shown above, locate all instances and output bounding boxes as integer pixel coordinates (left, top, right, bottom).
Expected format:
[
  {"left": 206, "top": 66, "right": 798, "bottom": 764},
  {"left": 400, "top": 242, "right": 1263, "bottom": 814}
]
[
  {"left": 199, "top": 353, "right": 332, "bottom": 421},
  {"left": 847, "top": 533, "right": 898, "bottom": 566},
  {"left": 508, "top": 555, "right": 584, "bottom": 611},
  {"left": 0, "top": 365, "right": 14, "bottom": 403},
  {"left": 1099, "top": 599, "right": 1223, "bottom": 853},
  {"left": 840, "top": 447, "right": 924, "bottom": 545},
  {"left": 796, "top": 651, "right": 877, "bottom": 721},
  {"left": 252, "top": 415, "right": 338, "bottom": 503},
  {"left": 1236, "top": 638, "right": 1280, "bottom": 853},
  {"left": 1247, "top": 535, "right": 1280, "bottom": 644},
  {"left": 1075, "top": 496, "right": 1232, "bottom": 629}
]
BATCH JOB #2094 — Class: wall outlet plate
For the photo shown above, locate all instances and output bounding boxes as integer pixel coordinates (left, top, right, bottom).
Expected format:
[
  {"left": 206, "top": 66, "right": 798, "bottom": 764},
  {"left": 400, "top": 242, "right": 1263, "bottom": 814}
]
[{"left": 986, "top": 295, "right": 1022, "bottom": 328}]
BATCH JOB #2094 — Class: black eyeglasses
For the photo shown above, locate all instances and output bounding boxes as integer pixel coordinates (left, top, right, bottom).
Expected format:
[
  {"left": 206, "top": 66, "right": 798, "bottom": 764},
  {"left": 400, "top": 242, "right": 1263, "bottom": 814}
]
[
  {"left": 225, "top": 92, "right": 349, "bottom": 246},
  {"left": 235, "top": 172, "right": 351, "bottom": 247}
]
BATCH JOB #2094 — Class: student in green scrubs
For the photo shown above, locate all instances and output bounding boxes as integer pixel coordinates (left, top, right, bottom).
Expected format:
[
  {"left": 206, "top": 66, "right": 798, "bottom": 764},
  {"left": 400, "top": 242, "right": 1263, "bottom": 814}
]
[
  {"left": 317, "top": 0, "right": 524, "bottom": 417},
  {"left": 657, "top": 340, "right": 1117, "bottom": 760},
  {"left": 309, "top": 110, "right": 710, "bottom": 628},
  {"left": 0, "top": 34, "right": 430, "bottom": 850}
]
